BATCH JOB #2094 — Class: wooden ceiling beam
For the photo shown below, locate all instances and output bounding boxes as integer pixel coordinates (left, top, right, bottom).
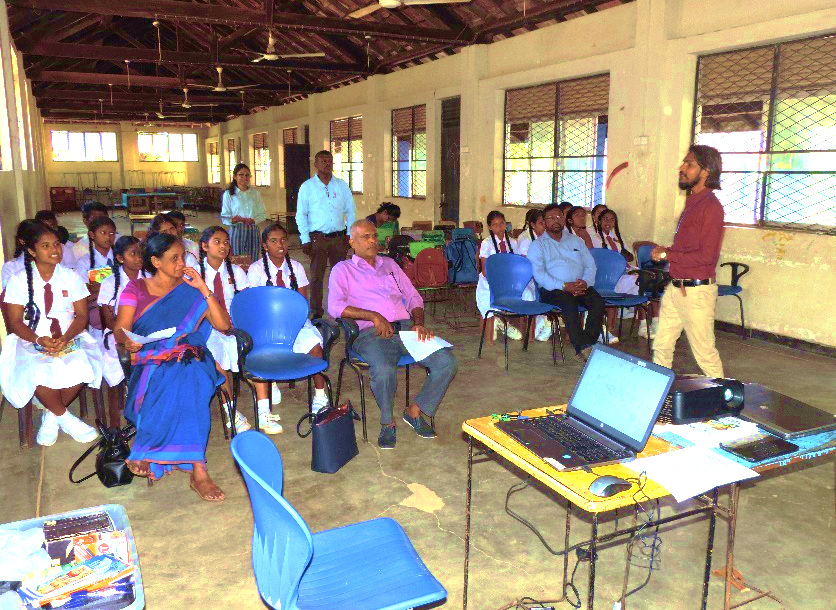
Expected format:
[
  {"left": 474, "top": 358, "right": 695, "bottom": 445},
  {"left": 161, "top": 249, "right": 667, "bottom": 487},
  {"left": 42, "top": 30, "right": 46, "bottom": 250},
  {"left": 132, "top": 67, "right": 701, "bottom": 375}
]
[
  {"left": 30, "top": 69, "right": 313, "bottom": 91},
  {"left": 32, "top": 88, "right": 288, "bottom": 104},
  {"left": 8, "top": 0, "right": 468, "bottom": 44},
  {"left": 475, "top": 0, "right": 609, "bottom": 40},
  {"left": 17, "top": 40, "right": 370, "bottom": 74}
]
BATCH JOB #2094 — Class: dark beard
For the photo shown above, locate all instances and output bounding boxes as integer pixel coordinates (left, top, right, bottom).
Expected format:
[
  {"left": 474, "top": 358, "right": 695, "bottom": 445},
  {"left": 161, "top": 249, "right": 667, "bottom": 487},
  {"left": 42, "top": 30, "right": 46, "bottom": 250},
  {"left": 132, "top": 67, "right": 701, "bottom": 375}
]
[{"left": 678, "top": 175, "right": 699, "bottom": 191}]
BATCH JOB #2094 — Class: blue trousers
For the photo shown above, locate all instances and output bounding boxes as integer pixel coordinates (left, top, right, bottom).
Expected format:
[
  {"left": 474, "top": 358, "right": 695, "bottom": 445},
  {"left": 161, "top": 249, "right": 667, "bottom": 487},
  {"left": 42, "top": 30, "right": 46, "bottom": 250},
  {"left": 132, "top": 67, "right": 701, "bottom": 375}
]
[{"left": 353, "top": 327, "right": 457, "bottom": 426}]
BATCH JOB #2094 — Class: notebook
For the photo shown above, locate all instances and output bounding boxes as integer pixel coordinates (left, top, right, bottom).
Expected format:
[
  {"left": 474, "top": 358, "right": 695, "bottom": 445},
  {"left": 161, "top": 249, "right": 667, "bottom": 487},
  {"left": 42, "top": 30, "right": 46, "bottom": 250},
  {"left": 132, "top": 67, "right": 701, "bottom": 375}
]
[
  {"left": 738, "top": 382, "right": 836, "bottom": 439},
  {"left": 496, "top": 344, "right": 676, "bottom": 471}
]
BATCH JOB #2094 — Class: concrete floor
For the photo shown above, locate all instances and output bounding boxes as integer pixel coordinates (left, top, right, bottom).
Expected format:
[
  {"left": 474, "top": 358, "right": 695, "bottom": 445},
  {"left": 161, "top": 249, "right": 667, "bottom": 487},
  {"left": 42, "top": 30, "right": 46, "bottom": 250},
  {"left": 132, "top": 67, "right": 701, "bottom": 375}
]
[{"left": 0, "top": 211, "right": 833, "bottom": 609}]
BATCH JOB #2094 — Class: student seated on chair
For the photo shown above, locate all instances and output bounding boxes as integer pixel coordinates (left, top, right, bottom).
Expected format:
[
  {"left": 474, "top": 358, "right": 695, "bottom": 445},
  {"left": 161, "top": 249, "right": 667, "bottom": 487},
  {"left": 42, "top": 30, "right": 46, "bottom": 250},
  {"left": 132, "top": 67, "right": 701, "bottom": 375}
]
[
  {"left": 0, "top": 223, "right": 102, "bottom": 446},
  {"left": 247, "top": 223, "right": 330, "bottom": 431},
  {"left": 327, "top": 219, "right": 457, "bottom": 450},
  {"left": 146, "top": 214, "right": 198, "bottom": 267},
  {"left": 165, "top": 210, "right": 200, "bottom": 260},
  {"left": 516, "top": 209, "right": 551, "bottom": 342},
  {"left": 113, "top": 233, "right": 228, "bottom": 501},
  {"left": 196, "top": 226, "right": 261, "bottom": 434},
  {"left": 476, "top": 210, "right": 525, "bottom": 344},
  {"left": 67, "top": 203, "right": 121, "bottom": 270},
  {"left": 528, "top": 203, "right": 605, "bottom": 363}
]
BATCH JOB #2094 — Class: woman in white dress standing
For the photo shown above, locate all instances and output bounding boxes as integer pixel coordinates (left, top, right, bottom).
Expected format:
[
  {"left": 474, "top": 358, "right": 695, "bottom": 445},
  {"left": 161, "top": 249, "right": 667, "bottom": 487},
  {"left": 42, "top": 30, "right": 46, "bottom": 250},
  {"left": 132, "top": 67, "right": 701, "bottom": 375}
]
[
  {"left": 0, "top": 223, "right": 102, "bottom": 446},
  {"left": 221, "top": 163, "right": 267, "bottom": 262}
]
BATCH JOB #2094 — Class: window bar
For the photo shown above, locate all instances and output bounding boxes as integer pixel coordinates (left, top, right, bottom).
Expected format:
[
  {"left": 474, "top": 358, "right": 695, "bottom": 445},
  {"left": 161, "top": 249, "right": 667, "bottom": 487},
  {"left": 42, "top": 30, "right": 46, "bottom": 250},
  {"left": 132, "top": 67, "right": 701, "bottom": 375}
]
[
  {"left": 758, "top": 44, "right": 781, "bottom": 228},
  {"left": 552, "top": 82, "right": 561, "bottom": 206}
]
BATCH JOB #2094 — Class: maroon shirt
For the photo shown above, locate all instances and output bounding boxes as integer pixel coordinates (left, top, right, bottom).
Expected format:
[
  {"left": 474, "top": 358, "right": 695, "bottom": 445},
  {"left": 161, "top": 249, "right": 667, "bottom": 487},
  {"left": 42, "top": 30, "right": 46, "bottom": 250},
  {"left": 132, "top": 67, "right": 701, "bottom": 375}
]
[{"left": 667, "top": 188, "right": 725, "bottom": 280}]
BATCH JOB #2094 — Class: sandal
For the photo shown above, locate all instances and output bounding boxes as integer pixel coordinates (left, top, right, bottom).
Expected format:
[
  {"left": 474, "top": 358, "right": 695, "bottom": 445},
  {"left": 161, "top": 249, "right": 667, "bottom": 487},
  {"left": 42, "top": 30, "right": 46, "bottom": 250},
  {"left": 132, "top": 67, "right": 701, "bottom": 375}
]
[
  {"left": 190, "top": 478, "right": 225, "bottom": 502},
  {"left": 125, "top": 460, "right": 151, "bottom": 478}
]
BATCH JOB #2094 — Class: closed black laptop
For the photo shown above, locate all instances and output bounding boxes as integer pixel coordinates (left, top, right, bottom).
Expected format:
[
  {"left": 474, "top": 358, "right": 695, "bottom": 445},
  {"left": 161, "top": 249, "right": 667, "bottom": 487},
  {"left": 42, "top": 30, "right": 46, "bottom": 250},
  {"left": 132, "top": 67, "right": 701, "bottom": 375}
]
[
  {"left": 738, "top": 383, "right": 836, "bottom": 439},
  {"left": 496, "top": 344, "right": 675, "bottom": 471}
]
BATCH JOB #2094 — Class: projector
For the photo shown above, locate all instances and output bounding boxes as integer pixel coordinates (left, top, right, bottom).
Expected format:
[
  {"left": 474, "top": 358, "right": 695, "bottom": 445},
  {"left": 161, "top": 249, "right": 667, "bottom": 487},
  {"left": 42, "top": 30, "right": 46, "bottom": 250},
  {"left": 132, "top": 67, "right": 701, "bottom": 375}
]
[{"left": 661, "top": 376, "right": 745, "bottom": 425}]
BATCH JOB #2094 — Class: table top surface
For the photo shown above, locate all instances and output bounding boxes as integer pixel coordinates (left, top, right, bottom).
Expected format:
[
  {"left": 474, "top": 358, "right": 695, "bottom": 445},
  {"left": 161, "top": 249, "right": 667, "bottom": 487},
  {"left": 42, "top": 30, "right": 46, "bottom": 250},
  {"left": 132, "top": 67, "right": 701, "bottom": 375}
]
[
  {"left": 129, "top": 213, "right": 175, "bottom": 221},
  {"left": 463, "top": 406, "right": 836, "bottom": 513}
]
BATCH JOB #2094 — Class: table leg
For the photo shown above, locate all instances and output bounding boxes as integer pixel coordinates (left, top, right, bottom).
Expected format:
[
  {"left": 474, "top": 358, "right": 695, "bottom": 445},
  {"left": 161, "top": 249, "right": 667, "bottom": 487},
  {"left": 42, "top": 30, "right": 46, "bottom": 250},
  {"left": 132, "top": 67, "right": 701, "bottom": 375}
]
[
  {"left": 724, "top": 483, "right": 740, "bottom": 610},
  {"left": 588, "top": 512, "right": 599, "bottom": 610},
  {"left": 702, "top": 487, "right": 719, "bottom": 610},
  {"left": 463, "top": 437, "right": 474, "bottom": 610},
  {"left": 619, "top": 507, "right": 640, "bottom": 609}
]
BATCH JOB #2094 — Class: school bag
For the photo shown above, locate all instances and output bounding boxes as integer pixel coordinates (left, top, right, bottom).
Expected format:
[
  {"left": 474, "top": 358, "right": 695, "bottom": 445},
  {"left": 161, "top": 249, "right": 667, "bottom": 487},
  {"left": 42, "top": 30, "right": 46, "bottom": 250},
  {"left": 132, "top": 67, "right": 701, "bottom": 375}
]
[
  {"left": 386, "top": 234, "right": 414, "bottom": 268},
  {"left": 409, "top": 240, "right": 437, "bottom": 259},
  {"left": 422, "top": 230, "right": 446, "bottom": 245},
  {"left": 451, "top": 227, "right": 474, "bottom": 241},
  {"left": 413, "top": 247, "right": 449, "bottom": 288},
  {"left": 446, "top": 237, "right": 479, "bottom": 285}
]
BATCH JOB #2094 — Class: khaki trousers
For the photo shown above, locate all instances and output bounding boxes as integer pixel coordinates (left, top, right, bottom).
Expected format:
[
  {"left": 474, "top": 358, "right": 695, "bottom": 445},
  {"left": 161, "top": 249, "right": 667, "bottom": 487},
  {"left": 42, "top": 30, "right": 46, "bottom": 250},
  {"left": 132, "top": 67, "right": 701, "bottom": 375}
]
[{"left": 652, "top": 283, "right": 724, "bottom": 378}]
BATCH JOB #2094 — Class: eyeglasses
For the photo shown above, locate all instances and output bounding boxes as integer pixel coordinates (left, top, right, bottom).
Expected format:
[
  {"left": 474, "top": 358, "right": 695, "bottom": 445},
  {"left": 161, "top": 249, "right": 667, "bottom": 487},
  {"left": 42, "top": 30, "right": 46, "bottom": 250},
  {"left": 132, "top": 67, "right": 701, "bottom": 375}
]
[{"left": 544, "top": 215, "right": 563, "bottom": 221}]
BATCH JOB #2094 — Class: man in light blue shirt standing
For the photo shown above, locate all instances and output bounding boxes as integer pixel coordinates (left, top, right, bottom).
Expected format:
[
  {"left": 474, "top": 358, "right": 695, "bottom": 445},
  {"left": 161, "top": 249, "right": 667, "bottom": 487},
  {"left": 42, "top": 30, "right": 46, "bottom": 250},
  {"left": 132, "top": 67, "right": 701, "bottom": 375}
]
[
  {"left": 297, "top": 150, "right": 356, "bottom": 317},
  {"left": 528, "top": 203, "right": 604, "bottom": 362}
]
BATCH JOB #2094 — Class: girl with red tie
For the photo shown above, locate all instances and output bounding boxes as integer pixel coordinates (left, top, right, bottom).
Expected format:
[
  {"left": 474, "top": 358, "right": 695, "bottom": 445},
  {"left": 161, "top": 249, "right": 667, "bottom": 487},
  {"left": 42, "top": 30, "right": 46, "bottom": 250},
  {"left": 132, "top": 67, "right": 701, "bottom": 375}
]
[
  {"left": 246, "top": 223, "right": 328, "bottom": 430},
  {"left": 0, "top": 223, "right": 102, "bottom": 446},
  {"left": 476, "top": 210, "right": 524, "bottom": 343},
  {"left": 197, "top": 226, "right": 252, "bottom": 433}
]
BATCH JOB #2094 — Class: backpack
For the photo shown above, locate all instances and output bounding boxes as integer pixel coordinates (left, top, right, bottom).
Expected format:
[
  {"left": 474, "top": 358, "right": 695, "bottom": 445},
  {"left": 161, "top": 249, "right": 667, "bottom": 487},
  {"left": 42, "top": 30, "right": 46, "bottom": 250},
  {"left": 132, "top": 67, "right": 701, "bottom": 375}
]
[
  {"left": 409, "top": 240, "right": 437, "bottom": 259},
  {"left": 445, "top": 237, "right": 479, "bottom": 285},
  {"left": 421, "top": 230, "right": 446, "bottom": 246},
  {"left": 386, "top": 234, "right": 414, "bottom": 268},
  {"left": 413, "top": 247, "right": 448, "bottom": 288}
]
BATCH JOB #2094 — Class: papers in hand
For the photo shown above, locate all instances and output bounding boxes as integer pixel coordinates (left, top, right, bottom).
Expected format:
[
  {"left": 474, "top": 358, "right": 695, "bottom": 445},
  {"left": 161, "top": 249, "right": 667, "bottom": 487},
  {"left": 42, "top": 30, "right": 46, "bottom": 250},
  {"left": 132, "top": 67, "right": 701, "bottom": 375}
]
[
  {"left": 123, "top": 327, "right": 176, "bottom": 345},
  {"left": 624, "top": 446, "right": 758, "bottom": 502},
  {"left": 398, "top": 331, "right": 453, "bottom": 362}
]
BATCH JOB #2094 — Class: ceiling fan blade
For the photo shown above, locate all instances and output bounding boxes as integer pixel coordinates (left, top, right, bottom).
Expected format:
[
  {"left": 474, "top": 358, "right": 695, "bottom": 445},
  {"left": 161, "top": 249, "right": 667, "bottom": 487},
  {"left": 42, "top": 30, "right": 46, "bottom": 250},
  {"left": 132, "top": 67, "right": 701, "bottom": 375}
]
[
  {"left": 188, "top": 103, "right": 220, "bottom": 107},
  {"left": 187, "top": 84, "right": 218, "bottom": 89},
  {"left": 277, "top": 52, "right": 326, "bottom": 59},
  {"left": 403, "top": 0, "right": 471, "bottom": 4},
  {"left": 226, "top": 84, "right": 260, "bottom": 91},
  {"left": 347, "top": 3, "right": 383, "bottom": 18},
  {"left": 251, "top": 56, "right": 265, "bottom": 63}
]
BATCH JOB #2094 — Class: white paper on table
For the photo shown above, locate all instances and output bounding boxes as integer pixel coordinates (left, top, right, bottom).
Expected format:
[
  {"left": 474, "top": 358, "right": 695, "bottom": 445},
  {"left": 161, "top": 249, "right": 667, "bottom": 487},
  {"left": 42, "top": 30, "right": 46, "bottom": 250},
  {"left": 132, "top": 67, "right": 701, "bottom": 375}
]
[
  {"left": 660, "top": 417, "right": 760, "bottom": 447},
  {"left": 123, "top": 327, "right": 177, "bottom": 345},
  {"left": 398, "top": 331, "right": 453, "bottom": 362},
  {"left": 623, "top": 445, "right": 758, "bottom": 502}
]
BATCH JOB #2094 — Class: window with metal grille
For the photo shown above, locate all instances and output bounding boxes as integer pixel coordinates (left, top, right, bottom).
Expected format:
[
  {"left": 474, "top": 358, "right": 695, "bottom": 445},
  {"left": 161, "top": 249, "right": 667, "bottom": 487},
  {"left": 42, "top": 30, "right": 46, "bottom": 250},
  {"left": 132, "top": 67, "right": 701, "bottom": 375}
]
[
  {"left": 51, "top": 131, "right": 118, "bottom": 162},
  {"left": 227, "top": 137, "right": 238, "bottom": 181},
  {"left": 138, "top": 132, "right": 198, "bottom": 162},
  {"left": 392, "top": 105, "right": 427, "bottom": 198},
  {"left": 283, "top": 127, "right": 298, "bottom": 145},
  {"left": 503, "top": 74, "right": 609, "bottom": 208},
  {"left": 252, "top": 132, "right": 271, "bottom": 187},
  {"left": 330, "top": 116, "right": 363, "bottom": 193},
  {"left": 207, "top": 141, "right": 220, "bottom": 183},
  {"left": 692, "top": 34, "right": 836, "bottom": 233}
]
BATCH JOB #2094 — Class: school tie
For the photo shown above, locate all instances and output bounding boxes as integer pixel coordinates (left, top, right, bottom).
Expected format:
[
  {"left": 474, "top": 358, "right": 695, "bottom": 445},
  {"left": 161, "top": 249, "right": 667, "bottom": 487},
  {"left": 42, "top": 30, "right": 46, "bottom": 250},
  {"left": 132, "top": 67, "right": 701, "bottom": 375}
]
[
  {"left": 499, "top": 240, "right": 507, "bottom": 253},
  {"left": 43, "top": 283, "right": 62, "bottom": 339},
  {"left": 606, "top": 235, "right": 618, "bottom": 251},
  {"left": 275, "top": 269, "right": 285, "bottom": 287},
  {"left": 212, "top": 272, "right": 228, "bottom": 315}
]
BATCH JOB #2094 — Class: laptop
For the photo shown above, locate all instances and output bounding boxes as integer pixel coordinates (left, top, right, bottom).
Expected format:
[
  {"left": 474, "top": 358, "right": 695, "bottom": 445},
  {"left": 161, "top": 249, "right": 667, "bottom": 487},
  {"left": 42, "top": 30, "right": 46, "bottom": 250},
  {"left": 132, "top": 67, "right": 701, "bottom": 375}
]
[
  {"left": 738, "top": 383, "right": 836, "bottom": 439},
  {"left": 495, "top": 344, "right": 675, "bottom": 471}
]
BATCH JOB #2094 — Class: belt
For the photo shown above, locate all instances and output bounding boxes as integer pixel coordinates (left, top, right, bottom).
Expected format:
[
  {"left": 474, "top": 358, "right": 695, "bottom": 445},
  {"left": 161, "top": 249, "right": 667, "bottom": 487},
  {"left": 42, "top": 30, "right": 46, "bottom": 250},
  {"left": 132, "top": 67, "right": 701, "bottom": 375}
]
[
  {"left": 671, "top": 278, "right": 716, "bottom": 287},
  {"left": 311, "top": 230, "right": 345, "bottom": 238}
]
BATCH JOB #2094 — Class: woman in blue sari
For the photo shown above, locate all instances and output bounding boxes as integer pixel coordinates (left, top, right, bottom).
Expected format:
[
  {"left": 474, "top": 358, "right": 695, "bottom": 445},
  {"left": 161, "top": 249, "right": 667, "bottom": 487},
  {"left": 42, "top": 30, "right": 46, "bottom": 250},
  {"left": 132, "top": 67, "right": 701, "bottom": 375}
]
[{"left": 114, "top": 233, "right": 231, "bottom": 501}]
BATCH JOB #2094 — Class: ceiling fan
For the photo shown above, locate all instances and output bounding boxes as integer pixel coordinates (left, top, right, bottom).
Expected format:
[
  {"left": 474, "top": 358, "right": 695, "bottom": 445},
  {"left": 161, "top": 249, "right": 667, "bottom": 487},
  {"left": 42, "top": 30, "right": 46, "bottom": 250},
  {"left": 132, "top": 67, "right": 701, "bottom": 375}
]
[
  {"left": 155, "top": 99, "right": 187, "bottom": 120},
  {"left": 190, "top": 66, "right": 258, "bottom": 92},
  {"left": 347, "top": 0, "right": 471, "bottom": 19},
  {"left": 236, "top": 30, "right": 326, "bottom": 62},
  {"left": 175, "top": 87, "right": 219, "bottom": 110}
]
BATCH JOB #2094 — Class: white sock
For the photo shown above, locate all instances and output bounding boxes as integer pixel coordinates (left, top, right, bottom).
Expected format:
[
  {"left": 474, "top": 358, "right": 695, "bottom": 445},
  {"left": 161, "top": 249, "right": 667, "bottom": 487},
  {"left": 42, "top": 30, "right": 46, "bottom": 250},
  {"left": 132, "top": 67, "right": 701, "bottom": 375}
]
[
  {"left": 314, "top": 388, "right": 326, "bottom": 397},
  {"left": 257, "top": 399, "right": 270, "bottom": 417},
  {"left": 56, "top": 411, "right": 77, "bottom": 423}
]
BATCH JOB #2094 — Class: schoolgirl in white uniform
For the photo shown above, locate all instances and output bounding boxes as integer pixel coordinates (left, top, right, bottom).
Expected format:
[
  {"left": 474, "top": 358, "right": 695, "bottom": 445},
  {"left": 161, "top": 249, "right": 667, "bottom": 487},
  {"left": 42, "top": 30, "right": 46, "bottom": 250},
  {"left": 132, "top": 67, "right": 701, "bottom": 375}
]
[
  {"left": 0, "top": 223, "right": 102, "bottom": 446},
  {"left": 476, "top": 210, "right": 523, "bottom": 342},
  {"left": 247, "top": 223, "right": 329, "bottom": 431},
  {"left": 516, "top": 209, "right": 551, "bottom": 341},
  {"left": 74, "top": 216, "right": 117, "bottom": 335},
  {"left": 147, "top": 214, "right": 198, "bottom": 267},
  {"left": 197, "top": 226, "right": 254, "bottom": 432},
  {"left": 165, "top": 211, "right": 201, "bottom": 260},
  {"left": 97, "top": 236, "right": 146, "bottom": 389},
  {"left": 69, "top": 203, "right": 120, "bottom": 269}
]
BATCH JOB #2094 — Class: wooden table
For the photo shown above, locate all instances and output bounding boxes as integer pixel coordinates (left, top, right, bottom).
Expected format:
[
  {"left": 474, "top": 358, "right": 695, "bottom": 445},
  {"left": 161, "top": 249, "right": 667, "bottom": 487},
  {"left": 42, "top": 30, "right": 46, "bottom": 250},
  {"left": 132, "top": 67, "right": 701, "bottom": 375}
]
[{"left": 462, "top": 406, "right": 836, "bottom": 610}]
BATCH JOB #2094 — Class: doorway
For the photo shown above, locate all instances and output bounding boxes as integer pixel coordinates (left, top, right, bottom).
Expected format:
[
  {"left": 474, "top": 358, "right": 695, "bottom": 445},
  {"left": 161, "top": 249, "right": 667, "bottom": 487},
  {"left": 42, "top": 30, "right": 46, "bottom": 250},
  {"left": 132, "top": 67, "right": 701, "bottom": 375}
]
[
  {"left": 283, "top": 143, "right": 310, "bottom": 234},
  {"left": 440, "top": 97, "right": 461, "bottom": 223}
]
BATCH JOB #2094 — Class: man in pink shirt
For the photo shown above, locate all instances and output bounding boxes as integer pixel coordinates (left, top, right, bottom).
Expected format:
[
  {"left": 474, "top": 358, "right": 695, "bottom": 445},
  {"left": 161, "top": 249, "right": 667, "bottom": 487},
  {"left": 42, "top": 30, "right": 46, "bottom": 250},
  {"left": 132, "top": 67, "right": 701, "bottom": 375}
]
[{"left": 328, "top": 219, "right": 457, "bottom": 449}]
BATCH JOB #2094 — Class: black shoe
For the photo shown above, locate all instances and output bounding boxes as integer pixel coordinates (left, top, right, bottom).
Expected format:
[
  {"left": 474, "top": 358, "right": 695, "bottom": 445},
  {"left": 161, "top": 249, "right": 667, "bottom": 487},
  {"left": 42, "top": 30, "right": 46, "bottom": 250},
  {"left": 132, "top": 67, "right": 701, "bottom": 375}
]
[
  {"left": 378, "top": 426, "right": 396, "bottom": 449},
  {"left": 402, "top": 412, "right": 437, "bottom": 438}
]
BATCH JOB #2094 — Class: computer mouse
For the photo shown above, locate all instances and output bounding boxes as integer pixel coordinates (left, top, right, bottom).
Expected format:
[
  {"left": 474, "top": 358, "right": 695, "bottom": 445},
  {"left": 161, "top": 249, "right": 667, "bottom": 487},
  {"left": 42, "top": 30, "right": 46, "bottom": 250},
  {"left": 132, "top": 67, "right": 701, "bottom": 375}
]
[{"left": 588, "top": 475, "right": 632, "bottom": 498}]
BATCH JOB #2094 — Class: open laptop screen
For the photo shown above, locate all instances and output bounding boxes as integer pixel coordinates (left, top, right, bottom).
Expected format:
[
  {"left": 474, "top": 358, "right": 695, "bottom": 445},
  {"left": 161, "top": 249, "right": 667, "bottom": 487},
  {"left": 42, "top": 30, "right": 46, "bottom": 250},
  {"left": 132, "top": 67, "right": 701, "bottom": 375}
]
[{"left": 567, "top": 345, "right": 675, "bottom": 451}]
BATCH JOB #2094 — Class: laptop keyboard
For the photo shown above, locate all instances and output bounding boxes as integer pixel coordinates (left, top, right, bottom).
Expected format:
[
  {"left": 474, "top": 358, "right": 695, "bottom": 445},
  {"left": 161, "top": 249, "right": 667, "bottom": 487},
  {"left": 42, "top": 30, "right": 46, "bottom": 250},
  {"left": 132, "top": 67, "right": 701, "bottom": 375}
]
[{"left": 530, "top": 417, "right": 630, "bottom": 462}]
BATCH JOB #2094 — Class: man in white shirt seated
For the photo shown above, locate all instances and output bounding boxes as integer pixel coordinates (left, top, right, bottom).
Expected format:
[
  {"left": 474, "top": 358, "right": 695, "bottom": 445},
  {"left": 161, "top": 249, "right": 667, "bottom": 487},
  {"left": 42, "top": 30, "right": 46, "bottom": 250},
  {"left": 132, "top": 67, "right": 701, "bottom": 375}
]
[{"left": 527, "top": 203, "right": 604, "bottom": 363}]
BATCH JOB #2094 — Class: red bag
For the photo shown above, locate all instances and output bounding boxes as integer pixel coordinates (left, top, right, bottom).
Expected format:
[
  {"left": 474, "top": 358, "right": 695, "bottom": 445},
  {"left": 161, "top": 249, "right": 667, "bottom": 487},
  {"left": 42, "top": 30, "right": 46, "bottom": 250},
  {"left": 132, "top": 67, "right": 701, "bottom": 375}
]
[
  {"left": 402, "top": 257, "right": 417, "bottom": 284},
  {"left": 413, "top": 247, "right": 448, "bottom": 288}
]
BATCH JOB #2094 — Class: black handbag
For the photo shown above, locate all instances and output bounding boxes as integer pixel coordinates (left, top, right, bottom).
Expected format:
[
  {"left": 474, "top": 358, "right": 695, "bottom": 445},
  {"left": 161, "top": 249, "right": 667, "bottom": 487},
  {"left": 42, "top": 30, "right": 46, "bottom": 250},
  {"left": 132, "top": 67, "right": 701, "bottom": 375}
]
[
  {"left": 297, "top": 401, "right": 359, "bottom": 474},
  {"left": 69, "top": 420, "right": 136, "bottom": 488}
]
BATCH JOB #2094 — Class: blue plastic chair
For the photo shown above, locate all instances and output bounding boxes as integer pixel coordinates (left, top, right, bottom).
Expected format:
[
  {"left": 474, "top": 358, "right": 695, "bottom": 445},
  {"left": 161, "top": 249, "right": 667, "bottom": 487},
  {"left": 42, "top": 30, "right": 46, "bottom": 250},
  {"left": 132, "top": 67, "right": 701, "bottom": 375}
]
[
  {"left": 334, "top": 319, "right": 420, "bottom": 443},
  {"left": 478, "top": 253, "right": 557, "bottom": 371},
  {"left": 718, "top": 262, "right": 749, "bottom": 338},
  {"left": 230, "top": 431, "right": 448, "bottom": 610},
  {"left": 590, "top": 249, "right": 652, "bottom": 354},
  {"left": 230, "top": 286, "right": 331, "bottom": 433}
]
